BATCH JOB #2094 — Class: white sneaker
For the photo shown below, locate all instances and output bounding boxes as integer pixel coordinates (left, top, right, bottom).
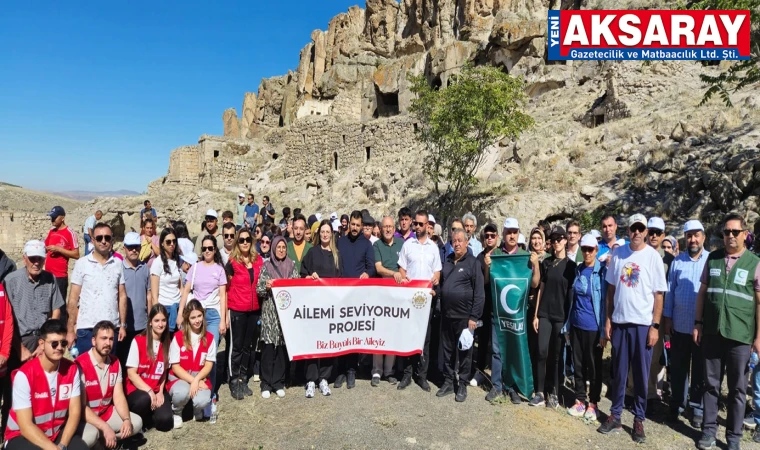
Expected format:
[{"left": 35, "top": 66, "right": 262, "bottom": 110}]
[
  {"left": 305, "top": 381, "right": 315, "bottom": 398},
  {"left": 261, "top": 390, "right": 271, "bottom": 399},
  {"left": 319, "top": 379, "right": 331, "bottom": 396},
  {"left": 173, "top": 414, "right": 183, "bottom": 429},
  {"left": 253, "top": 374, "right": 260, "bottom": 382},
  {"left": 276, "top": 389, "right": 286, "bottom": 398},
  {"left": 470, "top": 378, "right": 478, "bottom": 387}
]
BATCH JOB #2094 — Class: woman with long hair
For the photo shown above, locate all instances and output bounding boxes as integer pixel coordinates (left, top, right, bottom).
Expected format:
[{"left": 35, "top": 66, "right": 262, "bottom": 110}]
[
  {"left": 225, "top": 228, "right": 264, "bottom": 400},
  {"left": 299, "top": 220, "right": 341, "bottom": 398},
  {"left": 178, "top": 235, "right": 227, "bottom": 397},
  {"left": 256, "top": 235, "right": 298, "bottom": 399},
  {"left": 150, "top": 228, "right": 182, "bottom": 332},
  {"left": 126, "top": 304, "right": 173, "bottom": 432},
  {"left": 167, "top": 300, "right": 215, "bottom": 428},
  {"left": 172, "top": 220, "right": 195, "bottom": 258},
  {"left": 527, "top": 226, "right": 547, "bottom": 393}
]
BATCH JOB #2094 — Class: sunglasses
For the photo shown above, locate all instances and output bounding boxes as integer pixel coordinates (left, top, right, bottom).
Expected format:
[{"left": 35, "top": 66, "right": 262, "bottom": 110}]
[
  {"left": 649, "top": 229, "right": 664, "bottom": 236},
  {"left": 47, "top": 339, "right": 68, "bottom": 349},
  {"left": 260, "top": 239, "right": 271, "bottom": 244},
  {"left": 125, "top": 245, "right": 141, "bottom": 252},
  {"left": 95, "top": 235, "right": 113, "bottom": 242},
  {"left": 413, "top": 221, "right": 427, "bottom": 227},
  {"left": 201, "top": 246, "right": 215, "bottom": 252},
  {"left": 223, "top": 233, "right": 235, "bottom": 239},
  {"left": 28, "top": 256, "right": 45, "bottom": 265},
  {"left": 205, "top": 216, "right": 217, "bottom": 222},
  {"left": 484, "top": 233, "right": 498, "bottom": 239},
  {"left": 629, "top": 225, "right": 646, "bottom": 234},
  {"left": 164, "top": 239, "right": 176, "bottom": 246},
  {"left": 723, "top": 229, "right": 744, "bottom": 237},
  {"left": 238, "top": 237, "right": 253, "bottom": 244},
  {"left": 581, "top": 246, "right": 596, "bottom": 252}
]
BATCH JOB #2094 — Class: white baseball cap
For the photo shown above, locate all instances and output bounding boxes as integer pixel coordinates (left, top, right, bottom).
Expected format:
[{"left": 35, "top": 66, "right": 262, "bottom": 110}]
[
  {"left": 237, "top": 193, "right": 245, "bottom": 198},
  {"left": 629, "top": 214, "right": 647, "bottom": 228},
  {"left": 647, "top": 217, "right": 665, "bottom": 231},
  {"left": 503, "top": 218, "right": 519, "bottom": 230},
  {"left": 590, "top": 229, "right": 601, "bottom": 239},
  {"left": 205, "top": 209, "right": 218, "bottom": 219},
  {"left": 580, "top": 234, "right": 598, "bottom": 247},
  {"left": 315, "top": 213, "right": 322, "bottom": 222},
  {"left": 23, "top": 240, "right": 46, "bottom": 258},
  {"left": 517, "top": 233, "right": 526, "bottom": 245},
  {"left": 428, "top": 214, "right": 436, "bottom": 224},
  {"left": 180, "top": 252, "right": 198, "bottom": 266},
  {"left": 330, "top": 212, "right": 338, "bottom": 220},
  {"left": 684, "top": 220, "right": 704, "bottom": 233},
  {"left": 123, "top": 232, "right": 141, "bottom": 246},
  {"left": 332, "top": 219, "right": 341, "bottom": 232},
  {"left": 458, "top": 328, "right": 474, "bottom": 351}
]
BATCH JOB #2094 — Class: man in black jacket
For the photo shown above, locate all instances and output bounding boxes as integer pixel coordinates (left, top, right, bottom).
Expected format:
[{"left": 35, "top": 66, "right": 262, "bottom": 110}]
[
  {"left": 436, "top": 229, "right": 485, "bottom": 402},
  {"left": 0, "top": 248, "right": 16, "bottom": 283}
]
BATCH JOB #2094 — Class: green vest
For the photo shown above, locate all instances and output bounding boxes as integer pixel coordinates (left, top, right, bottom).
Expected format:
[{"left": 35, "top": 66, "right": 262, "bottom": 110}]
[
  {"left": 704, "top": 249, "right": 759, "bottom": 344},
  {"left": 287, "top": 240, "right": 312, "bottom": 275}
]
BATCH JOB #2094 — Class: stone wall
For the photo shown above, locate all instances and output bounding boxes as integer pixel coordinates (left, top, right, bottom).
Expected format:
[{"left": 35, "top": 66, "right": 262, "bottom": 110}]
[
  {"left": 282, "top": 115, "right": 422, "bottom": 178},
  {"left": 297, "top": 99, "right": 333, "bottom": 119},
  {"left": 0, "top": 212, "right": 55, "bottom": 262},
  {"left": 166, "top": 145, "right": 201, "bottom": 185}
]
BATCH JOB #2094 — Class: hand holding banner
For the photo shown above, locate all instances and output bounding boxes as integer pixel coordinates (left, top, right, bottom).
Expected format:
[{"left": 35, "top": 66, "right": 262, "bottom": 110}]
[{"left": 272, "top": 278, "right": 433, "bottom": 361}]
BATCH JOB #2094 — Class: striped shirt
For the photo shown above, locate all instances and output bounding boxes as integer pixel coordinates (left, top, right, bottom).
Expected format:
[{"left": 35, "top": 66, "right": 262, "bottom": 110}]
[
  {"left": 3, "top": 268, "right": 65, "bottom": 336},
  {"left": 664, "top": 250, "right": 709, "bottom": 334}
]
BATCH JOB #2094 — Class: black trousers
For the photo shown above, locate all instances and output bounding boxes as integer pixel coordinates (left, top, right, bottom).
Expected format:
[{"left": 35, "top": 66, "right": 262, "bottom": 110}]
[
  {"left": 305, "top": 358, "right": 333, "bottom": 383},
  {"left": 403, "top": 305, "right": 434, "bottom": 381},
  {"left": 229, "top": 310, "right": 260, "bottom": 380},
  {"left": 261, "top": 343, "right": 287, "bottom": 391},
  {"left": 6, "top": 433, "right": 89, "bottom": 450},
  {"left": 527, "top": 301, "right": 539, "bottom": 392},
  {"left": 55, "top": 276, "right": 69, "bottom": 326},
  {"left": 536, "top": 317, "right": 564, "bottom": 396},
  {"left": 570, "top": 327, "right": 603, "bottom": 403},
  {"left": 334, "top": 354, "right": 359, "bottom": 376},
  {"left": 440, "top": 316, "right": 474, "bottom": 385},
  {"left": 669, "top": 331, "right": 705, "bottom": 413},
  {"left": 702, "top": 334, "right": 750, "bottom": 444},
  {"left": 474, "top": 304, "right": 492, "bottom": 375},
  {"left": 127, "top": 389, "right": 173, "bottom": 432}
]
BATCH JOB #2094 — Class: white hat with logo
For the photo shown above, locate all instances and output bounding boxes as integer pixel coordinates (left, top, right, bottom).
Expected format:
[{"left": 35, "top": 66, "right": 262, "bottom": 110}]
[
  {"left": 684, "top": 220, "right": 704, "bottom": 233},
  {"left": 580, "top": 233, "right": 598, "bottom": 248},
  {"left": 503, "top": 218, "right": 519, "bottom": 230},
  {"left": 23, "top": 240, "right": 46, "bottom": 258}
]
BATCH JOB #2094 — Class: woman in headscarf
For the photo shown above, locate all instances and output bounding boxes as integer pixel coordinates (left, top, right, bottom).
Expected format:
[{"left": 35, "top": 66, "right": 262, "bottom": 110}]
[
  {"left": 256, "top": 235, "right": 297, "bottom": 399},
  {"left": 258, "top": 232, "right": 272, "bottom": 261}
]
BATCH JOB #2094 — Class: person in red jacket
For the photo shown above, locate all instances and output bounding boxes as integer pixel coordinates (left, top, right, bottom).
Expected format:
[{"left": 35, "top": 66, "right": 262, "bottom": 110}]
[
  {"left": 224, "top": 228, "right": 264, "bottom": 400},
  {"left": 125, "top": 304, "right": 172, "bottom": 432},
  {"left": 5, "top": 319, "right": 88, "bottom": 450},
  {"left": 0, "top": 281, "right": 14, "bottom": 439},
  {"left": 167, "top": 300, "right": 215, "bottom": 428},
  {"left": 77, "top": 321, "right": 142, "bottom": 448}
]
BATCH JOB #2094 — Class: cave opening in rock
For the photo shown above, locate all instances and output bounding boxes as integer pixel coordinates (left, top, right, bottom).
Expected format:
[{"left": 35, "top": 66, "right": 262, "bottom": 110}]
[
  {"left": 594, "top": 114, "right": 605, "bottom": 127},
  {"left": 272, "top": 153, "right": 279, "bottom": 160},
  {"left": 278, "top": 116, "right": 284, "bottom": 127},
  {"left": 374, "top": 86, "right": 399, "bottom": 117},
  {"left": 366, "top": 147, "right": 371, "bottom": 161},
  {"left": 333, "top": 152, "right": 338, "bottom": 170},
  {"left": 431, "top": 76, "right": 442, "bottom": 90},
  {"left": 213, "top": 150, "right": 219, "bottom": 160}
]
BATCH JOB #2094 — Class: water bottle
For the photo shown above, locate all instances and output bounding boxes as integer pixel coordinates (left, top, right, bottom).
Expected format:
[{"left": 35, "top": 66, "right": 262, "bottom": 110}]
[
  {"left": 749, "top": 352, "right": 759, "bottom": 370},
  {"left": 209, "top": 395, "right": 218, "bottom": 424},
  {"left": 475, "top": 320, "right": 483, "bottom": 328},
  {"left": 69, "top": 346, "right": 79, "bottom": 358}
]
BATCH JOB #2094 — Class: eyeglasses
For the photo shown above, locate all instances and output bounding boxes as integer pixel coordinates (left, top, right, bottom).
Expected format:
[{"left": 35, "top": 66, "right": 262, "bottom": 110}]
[
  {"left": 125, "top": 245, "right": 140, "bottom": 252},
  {"left": 223, "top": 234, "right": 235, "bottom": 239},
  {"left": 164, "top": 239, "right": 176, "bottom": 246},
  {"left": 95, "top": 235, "right": 112, "bottom": 243},
  {"left": 201, "top": 246, "right": 215, "bottom": 252},
  {"left": 413, "top": 221, "right": 427, "bottom": 227},
  {"left": 238, "top": 237, "right": 253, "bottom": 244},
  {"left": 484, "top": 233, "right": 498, "bottom": 239},
  {"left": 581, "top": 246, "right": 596, "bottom": 252},
  {"left": 649, "top": 229, "right": 664, "bottom": 236},
  {"left": 47, "top": 339, "right": 68, "bottom": 349},
  {"left": 629, "top": 225, "right": 646, "bottom": 234},
  {"left": 723, "top": 229, "right": 744, "bottom": 237}
]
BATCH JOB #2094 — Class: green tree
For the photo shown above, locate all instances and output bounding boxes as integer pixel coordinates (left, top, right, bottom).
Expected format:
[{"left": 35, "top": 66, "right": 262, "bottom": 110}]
[
  {"left": 686, "top": 0, "right": 760, "bottom": 106},
  {"left": 408, "top": 65, "right": 534, "bottom": 218}
]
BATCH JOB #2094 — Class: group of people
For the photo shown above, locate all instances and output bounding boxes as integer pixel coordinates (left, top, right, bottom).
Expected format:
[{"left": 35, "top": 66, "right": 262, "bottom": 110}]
[{"left": 0, "top": 197, "right": 758, "bottom": 450}]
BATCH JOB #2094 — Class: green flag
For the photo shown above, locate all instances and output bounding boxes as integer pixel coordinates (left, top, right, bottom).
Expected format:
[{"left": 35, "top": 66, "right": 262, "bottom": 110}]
[{"left": 490, "top": 253, "right": 534, "bottom": 398}]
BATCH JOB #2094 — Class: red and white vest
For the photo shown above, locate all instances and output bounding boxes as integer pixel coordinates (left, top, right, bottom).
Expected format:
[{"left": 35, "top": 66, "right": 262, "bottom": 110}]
[
  {"left": 5, "top": 358, "right": 78, "bottom": 442},
  {"left": 125, "top": 335, "right": 166, "bottom": 395},
  {"left": 167, "top": 331, "right": 213, "bottom": 391},
  {"left": 76, "top": 352, "right": 120, "bottom": 420}
]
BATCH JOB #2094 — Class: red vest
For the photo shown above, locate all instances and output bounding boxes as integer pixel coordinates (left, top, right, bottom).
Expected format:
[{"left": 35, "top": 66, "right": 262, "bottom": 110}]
[
  {"left": 5, "top": 358, "right": 78, "bottom": 442},
  {"left": 227, "top": 256, "right": 264, "bottom": 312},
  {"left": 76, "top": 352, "right": 121, "bottom": 420},
  {"left": 0, "top": 284, "right": 8, "bottom": 377},
  {"left": 167, "top": 331, "right": 213, "bottom": 390},
  {"left": 125, "top": 335, "right": 166, "bottom": 395}
]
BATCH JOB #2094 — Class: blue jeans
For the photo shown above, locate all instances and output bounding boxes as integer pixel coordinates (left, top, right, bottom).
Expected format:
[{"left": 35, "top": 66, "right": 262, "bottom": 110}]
[
  {"left": 490, "top": 318, "right": 503, "bottom": 391},
  {"left": 76, "top": 328, "right": 118, "bottom": 355},
  {"left": 752, "top": 363, "right": 760, "bottom": 426},
  {"left": 83, "top": 234, "right": 91, "bottom": 256},
  {"left": 203, "top": 308, "right": 221, "bottom": 418},
  {"left": 165, "top": 302, "right": 180, "bottom": 333}
]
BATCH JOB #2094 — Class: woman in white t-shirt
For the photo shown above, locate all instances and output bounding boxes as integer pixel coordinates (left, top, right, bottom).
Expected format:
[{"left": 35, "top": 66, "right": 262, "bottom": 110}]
[
  {"left": 150, "top": 229, "right": 182, "bottom": 332},
  {"left": 167, "top": 300, "right": 216, "bottom": 427}
]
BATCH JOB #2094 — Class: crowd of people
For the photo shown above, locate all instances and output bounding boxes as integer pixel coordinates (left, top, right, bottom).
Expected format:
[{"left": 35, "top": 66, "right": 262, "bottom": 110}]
[{"left": 0, "top": 196, "right": 758, "bottom": 450}]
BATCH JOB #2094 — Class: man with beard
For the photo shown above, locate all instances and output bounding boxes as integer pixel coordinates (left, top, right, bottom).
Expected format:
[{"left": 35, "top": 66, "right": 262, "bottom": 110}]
[
  {"left": 335, "top": 211, "right": 376, "bottom": 389},
  {"left": 663, "top": 220, "right": 708, "bottom": 428},
  {"left": 694, "top": 213, "right": 760, "bottom": 450},
  {"left": 78, "top": 321, "right": 142, "bottom": 448},
  {"left": 397, "top": 210, "right": 442, "bottom": 392},
  {"left": 194, "top": 209, "right": 224, "bottom": 255},
  {"left": 286, "top": 215, "right": 312, "bottom": 274},
  {"left": 5, "top": 319, "right": 88, "bottom": 450}
]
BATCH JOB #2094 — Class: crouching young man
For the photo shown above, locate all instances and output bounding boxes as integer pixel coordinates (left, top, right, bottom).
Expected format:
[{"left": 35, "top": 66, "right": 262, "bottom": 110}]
[
  {"left": 5, "top": 319, "right": 88, "bottom": 450},
  {"left": 77, "top": 321, "right": 142, "bottom": 448}
]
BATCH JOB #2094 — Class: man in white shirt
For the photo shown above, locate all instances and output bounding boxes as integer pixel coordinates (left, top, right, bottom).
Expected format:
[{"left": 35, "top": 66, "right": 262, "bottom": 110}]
[
  {"left": 598, "top": 214, "right": 668, "bottom": 444},
  {"left": 396, "top": 209, "right": 442, "bottom": 392},
  {"left": 66, "top": 223, "right": 127, "bottom": 356}
]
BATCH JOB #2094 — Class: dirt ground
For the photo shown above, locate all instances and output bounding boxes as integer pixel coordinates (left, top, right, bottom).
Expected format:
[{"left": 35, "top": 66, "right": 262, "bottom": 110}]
[{"left": 133, "top": 364, "right": 760, "bottom": 450}]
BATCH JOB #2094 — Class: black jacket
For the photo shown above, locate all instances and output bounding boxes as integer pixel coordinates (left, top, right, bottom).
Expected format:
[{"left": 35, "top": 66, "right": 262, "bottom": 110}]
[
  {"left": 0, "top": 250, "right": 16, "bottom": 283},
  {"left": 440, "top": 251, "right": 485, "bottom": 321}
]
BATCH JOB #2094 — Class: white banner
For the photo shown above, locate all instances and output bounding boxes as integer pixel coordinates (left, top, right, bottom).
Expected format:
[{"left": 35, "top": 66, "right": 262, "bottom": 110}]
[{"left": 272, "top": 278, "right": 433, "bottom": 361}]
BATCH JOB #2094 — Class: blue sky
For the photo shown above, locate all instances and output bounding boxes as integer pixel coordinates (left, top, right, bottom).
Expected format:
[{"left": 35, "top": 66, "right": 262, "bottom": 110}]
[{"left": 0, "top": 1, "right": 361, "bottom": 192}]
